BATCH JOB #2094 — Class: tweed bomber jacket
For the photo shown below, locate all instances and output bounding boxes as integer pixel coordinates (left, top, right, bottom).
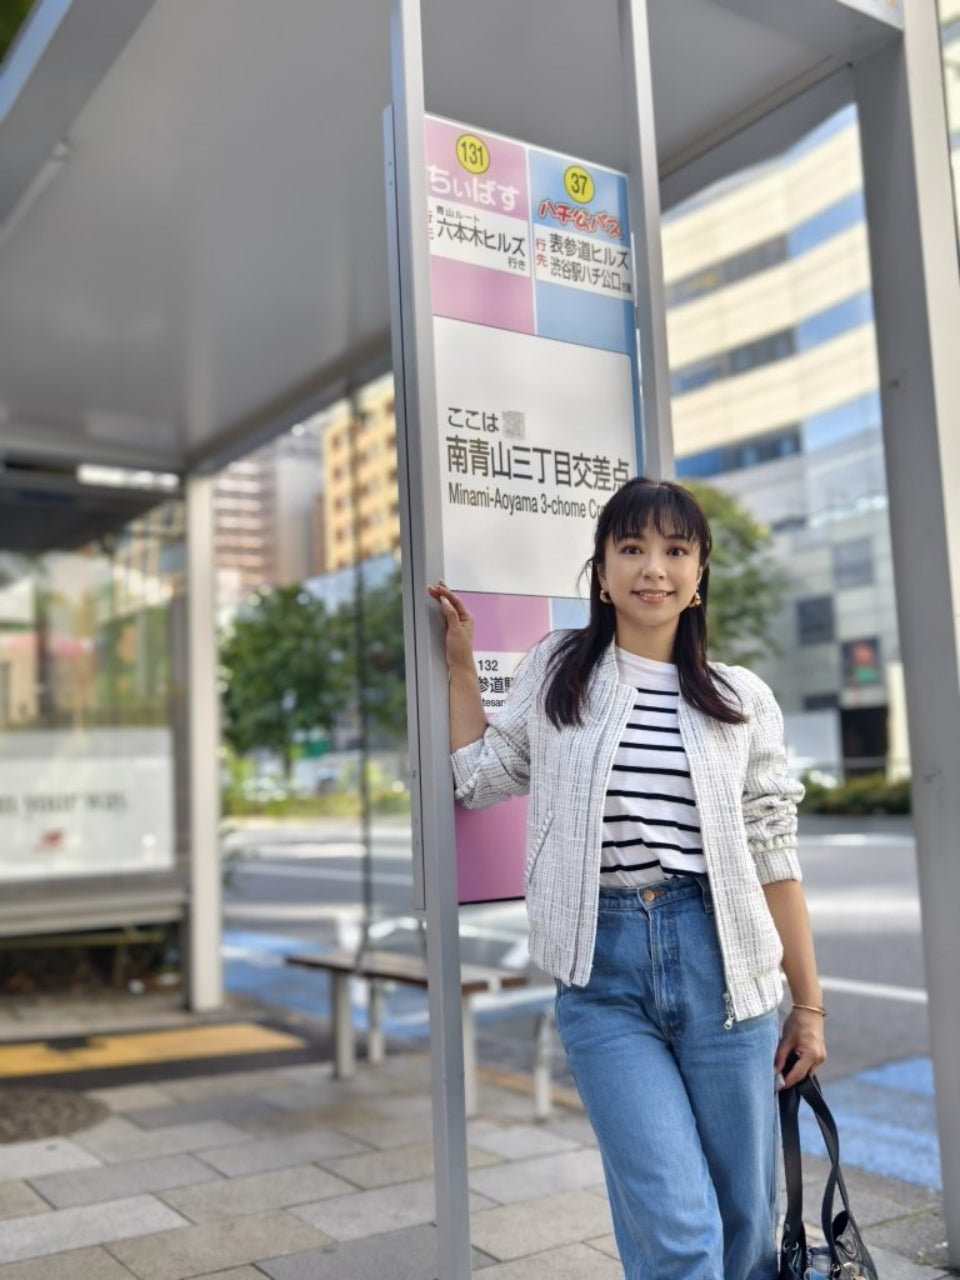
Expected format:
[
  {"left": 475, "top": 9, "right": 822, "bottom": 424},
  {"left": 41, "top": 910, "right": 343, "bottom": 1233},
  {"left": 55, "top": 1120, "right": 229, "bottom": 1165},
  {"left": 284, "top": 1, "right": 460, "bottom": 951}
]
[{"left": 452, "top": 634, "right": 804, "bottom": 1023}]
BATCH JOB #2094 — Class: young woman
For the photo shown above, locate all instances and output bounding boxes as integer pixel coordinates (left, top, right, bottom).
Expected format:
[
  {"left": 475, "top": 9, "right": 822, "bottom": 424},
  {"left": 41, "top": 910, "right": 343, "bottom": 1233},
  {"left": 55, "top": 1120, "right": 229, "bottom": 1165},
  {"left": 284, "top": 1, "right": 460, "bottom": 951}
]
[{"left": 429, "top": 477, "right": 826, "bottom": 1280}]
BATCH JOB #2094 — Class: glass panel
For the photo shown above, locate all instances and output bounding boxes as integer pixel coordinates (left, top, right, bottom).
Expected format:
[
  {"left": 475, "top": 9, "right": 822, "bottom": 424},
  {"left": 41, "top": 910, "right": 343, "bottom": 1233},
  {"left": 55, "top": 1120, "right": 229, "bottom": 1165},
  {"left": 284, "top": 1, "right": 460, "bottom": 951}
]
[
  {"left": 663, "top": 100, "right": 901, "bottom": 784},
  {"left": 0, "top": 493, "right": 184, "bottom": 882},
  {"left": 216, "top": 376, "right": 415, "bottom": 976}
]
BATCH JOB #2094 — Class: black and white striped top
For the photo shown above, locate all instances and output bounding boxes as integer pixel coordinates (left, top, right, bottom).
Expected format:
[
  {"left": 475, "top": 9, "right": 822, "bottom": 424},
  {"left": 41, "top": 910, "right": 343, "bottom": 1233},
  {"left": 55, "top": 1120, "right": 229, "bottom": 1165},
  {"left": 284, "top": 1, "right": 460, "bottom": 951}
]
[{"left": 600, "top": 647, "right": 707, "bottom": 888}]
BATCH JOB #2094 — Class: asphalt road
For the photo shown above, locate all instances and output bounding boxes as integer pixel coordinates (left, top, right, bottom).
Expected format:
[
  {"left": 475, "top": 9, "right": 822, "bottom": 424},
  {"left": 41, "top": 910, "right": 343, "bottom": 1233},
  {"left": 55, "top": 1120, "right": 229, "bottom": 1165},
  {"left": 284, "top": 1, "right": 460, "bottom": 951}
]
[{"left": 221, "top": 812, "right": 929, "bottom": 1085}]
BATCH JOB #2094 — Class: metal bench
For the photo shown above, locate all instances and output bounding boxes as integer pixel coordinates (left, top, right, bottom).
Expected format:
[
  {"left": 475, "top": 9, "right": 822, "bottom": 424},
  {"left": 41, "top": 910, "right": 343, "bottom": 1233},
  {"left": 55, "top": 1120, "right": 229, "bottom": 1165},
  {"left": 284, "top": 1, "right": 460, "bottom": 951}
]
[{"left": 285, "top": 947, "right": 528, "bottom": 1116}]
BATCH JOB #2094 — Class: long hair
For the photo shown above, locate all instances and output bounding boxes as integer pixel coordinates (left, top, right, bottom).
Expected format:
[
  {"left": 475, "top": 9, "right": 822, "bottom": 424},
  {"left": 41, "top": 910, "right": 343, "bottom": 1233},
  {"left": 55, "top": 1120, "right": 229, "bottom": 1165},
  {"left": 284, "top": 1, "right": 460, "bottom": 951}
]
[{"left": 544, "top": 477, "right": 746, "bottom": 728}]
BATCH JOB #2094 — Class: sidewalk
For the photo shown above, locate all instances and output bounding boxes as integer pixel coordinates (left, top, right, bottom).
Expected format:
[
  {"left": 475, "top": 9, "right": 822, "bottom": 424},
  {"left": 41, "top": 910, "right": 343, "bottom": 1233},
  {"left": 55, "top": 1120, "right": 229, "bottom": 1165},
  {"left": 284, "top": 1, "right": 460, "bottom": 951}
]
[{"left": 0, "top": 1002, "right": 954, "bottom": 1278}]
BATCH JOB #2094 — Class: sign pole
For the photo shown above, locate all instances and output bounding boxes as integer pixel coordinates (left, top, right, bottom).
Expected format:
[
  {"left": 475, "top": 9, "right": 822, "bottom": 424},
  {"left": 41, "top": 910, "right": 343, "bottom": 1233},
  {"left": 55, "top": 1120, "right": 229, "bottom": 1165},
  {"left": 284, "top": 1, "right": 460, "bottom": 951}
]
[
  {"left": 620, "top": 0, "right": 675, "bottom": 479},
  {"left": 387, "top": 0, "right": 473, "bottom": 1275}
]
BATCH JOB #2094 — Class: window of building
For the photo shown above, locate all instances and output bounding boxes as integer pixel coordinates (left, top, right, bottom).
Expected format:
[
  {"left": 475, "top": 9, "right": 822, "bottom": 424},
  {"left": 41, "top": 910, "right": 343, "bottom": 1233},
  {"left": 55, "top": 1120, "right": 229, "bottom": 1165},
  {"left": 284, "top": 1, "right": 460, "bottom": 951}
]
[
  {"left": 787, "top": 189, "right": 865, "bottom": 257},
  {"left": 795, "top": 290, "right": 873, "bottom": 352},
  {"left": 796, "top": 595, "right": 835, "bottom": 645},
  {"left": 803, "top": 692, "right": 840, "bottom": 711},
  {"left": 802, "top": 390, "right": 882, "bottom": 452},
  {"left": 676, "top": 425, "right": 801, "bottom": 479},
  {"left": 833, "top": 537, "right": 874, "bottom": 589}
]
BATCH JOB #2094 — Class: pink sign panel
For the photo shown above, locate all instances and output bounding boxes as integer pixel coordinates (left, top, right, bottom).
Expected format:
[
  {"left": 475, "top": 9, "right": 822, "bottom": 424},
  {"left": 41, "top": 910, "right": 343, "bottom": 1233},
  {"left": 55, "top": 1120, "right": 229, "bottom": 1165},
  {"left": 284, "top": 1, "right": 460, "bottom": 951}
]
[
  {"left": 424, "top": 117, "right": 534, "bottom": 335},
  {"left": 454, "top": 593, "right": 550, "bottom": 904}
]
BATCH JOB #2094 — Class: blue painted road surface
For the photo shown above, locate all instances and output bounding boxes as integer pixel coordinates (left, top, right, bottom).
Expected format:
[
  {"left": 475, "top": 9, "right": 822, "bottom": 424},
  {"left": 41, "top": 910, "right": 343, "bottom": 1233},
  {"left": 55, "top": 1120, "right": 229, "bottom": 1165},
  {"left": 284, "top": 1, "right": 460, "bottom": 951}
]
[
  {"left": 799, "top": 1057, "right": 939, "bottom": 1190},
  {"left": 224, "top": 929, "right": 940, "bottom": 1191}
]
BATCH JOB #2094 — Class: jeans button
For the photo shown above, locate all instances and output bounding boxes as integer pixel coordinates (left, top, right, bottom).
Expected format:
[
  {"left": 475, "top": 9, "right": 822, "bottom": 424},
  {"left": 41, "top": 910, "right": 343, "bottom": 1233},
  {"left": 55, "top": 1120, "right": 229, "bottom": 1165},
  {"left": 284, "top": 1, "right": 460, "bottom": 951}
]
[{"left": 642, "top": 890, "right": 657, "bottom": 902}]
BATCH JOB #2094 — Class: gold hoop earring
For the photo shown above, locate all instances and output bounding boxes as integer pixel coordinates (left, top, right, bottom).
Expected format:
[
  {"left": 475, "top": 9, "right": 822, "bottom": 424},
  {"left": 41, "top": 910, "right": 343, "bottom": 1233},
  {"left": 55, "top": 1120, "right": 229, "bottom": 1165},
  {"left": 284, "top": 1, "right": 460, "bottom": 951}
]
[
  {"left": 599, "top": 588, "right": 612, "bottom": 604},
  {"left": 689, "top": 588, "right": 702, "bottom": 609}
]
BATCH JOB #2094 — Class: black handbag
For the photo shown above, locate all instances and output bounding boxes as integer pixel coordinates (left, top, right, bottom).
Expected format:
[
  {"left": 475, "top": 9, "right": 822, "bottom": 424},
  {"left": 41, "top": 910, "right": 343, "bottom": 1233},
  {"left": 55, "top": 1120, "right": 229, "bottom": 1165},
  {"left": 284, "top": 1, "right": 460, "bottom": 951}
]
[{"left": 778, "top": 1069, "right": 879, "bottom": 1279}]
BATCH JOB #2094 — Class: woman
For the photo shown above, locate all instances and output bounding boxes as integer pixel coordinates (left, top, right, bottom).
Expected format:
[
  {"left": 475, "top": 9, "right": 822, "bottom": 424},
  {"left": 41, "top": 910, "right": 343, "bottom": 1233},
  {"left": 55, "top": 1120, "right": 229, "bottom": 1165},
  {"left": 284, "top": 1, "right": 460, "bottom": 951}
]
[{"left": 429, "top": 477, "right": 825, "bottom": 1280}]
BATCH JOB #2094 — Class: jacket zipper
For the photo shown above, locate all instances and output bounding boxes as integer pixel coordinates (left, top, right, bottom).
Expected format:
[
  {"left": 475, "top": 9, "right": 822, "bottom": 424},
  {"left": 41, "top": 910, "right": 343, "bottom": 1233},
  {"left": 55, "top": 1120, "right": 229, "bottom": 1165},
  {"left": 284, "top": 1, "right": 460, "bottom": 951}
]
[
  {"left": 677, "top": 698, "right": 739, "bottom": 1029},
  {"left": 570, "top": 674, "right": 634, "bottom": 982},
  {"left": 723, "top": 991, "right": 735, "bottom": 1030}
]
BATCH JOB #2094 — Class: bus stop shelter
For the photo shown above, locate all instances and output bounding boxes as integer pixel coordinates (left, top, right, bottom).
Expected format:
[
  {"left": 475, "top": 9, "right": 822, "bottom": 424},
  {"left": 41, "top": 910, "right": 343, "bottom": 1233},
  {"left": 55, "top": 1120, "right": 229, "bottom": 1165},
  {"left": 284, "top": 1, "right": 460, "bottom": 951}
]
[{"left": 1, "top": 1, "right": 959, "bottom": 1271}]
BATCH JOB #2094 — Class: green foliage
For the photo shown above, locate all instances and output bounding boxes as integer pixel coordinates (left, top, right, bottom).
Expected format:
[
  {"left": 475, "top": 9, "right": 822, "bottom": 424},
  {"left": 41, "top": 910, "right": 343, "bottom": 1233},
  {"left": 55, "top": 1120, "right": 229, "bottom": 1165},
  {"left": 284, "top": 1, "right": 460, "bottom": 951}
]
[
  {"left": 222, "top": 790, "right": 410, "bottom": 819},
  {"left": 0, "top": 0, "right": 34, "bottom": 63},
  {"left": 686, "top": 481, "right": 790, "bottom": 667},
  {"left": 800, "top": 771, "right": 912, "bottom": 815},
  {"left": 220, "top": 586, "right": 347, "bottom": 780},
  {"left": 353, "top": 567, "right": 407, "bottom": 743}
]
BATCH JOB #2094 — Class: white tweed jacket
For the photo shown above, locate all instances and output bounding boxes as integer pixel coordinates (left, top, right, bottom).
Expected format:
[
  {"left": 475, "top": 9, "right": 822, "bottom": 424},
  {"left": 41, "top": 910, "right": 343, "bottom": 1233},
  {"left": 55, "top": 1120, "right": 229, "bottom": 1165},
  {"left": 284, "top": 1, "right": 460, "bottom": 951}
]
[{"left": 451, "top": 634, "right": 804, "bottom": 1022}]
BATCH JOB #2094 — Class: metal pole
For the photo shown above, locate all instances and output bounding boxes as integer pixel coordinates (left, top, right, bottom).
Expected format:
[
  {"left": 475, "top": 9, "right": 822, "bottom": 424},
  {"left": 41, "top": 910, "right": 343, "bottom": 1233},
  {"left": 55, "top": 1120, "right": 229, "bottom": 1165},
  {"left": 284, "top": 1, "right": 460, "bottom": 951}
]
[
  {"left": 387, "top": 1, "right": 472, "bottom": 1274},
  {"left": 185, "top": 473, "right": 223, "bottom": 1010},
  {"left": 349, "top": 393, "right": 375, "bottom": 955},
  {"left": 854, "top": 3, "right": 960, "bottom": 1259},
  {"left": 619, "top": 0, "right": 675, "bottom": 479}
]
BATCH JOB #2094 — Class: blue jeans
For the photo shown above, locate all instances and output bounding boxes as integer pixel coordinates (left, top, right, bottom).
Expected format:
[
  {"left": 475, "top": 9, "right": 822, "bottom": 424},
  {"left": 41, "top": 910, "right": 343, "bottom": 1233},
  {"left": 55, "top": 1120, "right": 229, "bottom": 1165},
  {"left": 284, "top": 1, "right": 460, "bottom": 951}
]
[{"left": 554, "top": 879, "right": 779, "bottom": 1280}]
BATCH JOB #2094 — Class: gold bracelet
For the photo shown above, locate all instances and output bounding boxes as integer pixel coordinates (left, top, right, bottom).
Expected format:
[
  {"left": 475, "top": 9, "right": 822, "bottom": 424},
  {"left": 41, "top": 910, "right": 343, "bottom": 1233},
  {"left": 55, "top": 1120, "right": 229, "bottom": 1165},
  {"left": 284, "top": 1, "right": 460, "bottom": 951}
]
[{"left": 792, "top": 1001, "right": 827, "bottom": 1017}]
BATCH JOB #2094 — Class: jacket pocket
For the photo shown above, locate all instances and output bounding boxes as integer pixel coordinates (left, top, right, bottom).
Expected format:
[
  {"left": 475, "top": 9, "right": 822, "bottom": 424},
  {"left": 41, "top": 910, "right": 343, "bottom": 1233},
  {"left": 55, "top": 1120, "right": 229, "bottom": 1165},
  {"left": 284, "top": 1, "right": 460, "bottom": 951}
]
[{"left": 525, "top": 809, "right": 555, "bottom": 890}]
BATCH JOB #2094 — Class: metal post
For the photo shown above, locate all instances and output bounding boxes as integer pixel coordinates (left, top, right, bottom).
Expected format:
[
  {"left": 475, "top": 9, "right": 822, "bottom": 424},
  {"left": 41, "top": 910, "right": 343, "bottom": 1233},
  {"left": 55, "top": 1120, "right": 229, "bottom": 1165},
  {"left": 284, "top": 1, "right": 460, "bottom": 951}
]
[
  {"left": 349, "top": 392, "right": 375, "bottom": 956},
  {"left": 854, "top": 3, "right": 960, "bottom": 1260},
  {"left": 533, "top": 1009, "right": 556, "bottom": 1121},
  {"left": 619, "top": 0, "right": 675, "bottom": 479},
  {"left": 185, "top": 473, "right": 223, "bottom": 1011},
  {"left": 387, "top": 0, "right": 472, "bottom": 1274}
]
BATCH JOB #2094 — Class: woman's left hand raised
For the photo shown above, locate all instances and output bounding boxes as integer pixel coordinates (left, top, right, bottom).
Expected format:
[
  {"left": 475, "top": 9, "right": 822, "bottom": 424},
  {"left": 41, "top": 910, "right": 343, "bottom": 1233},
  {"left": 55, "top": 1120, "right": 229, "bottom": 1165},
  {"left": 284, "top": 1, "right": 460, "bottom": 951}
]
[{"left": 775, "top": 1008, "right": 826, "bottom": 1088}]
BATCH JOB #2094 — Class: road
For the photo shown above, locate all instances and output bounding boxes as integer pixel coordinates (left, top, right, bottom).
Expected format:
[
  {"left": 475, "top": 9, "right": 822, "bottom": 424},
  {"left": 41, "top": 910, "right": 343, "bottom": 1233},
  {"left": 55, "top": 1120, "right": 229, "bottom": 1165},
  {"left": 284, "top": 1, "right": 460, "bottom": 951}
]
[{"left": 222, "top": 812, "right": 929, "bottom": 1083}]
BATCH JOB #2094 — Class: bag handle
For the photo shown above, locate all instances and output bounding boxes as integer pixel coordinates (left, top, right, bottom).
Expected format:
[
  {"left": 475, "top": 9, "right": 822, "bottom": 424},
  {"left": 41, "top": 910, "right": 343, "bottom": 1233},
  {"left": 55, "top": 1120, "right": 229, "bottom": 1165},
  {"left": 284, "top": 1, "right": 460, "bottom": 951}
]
[
  {"left": 794, "top": 1072, "right": 862, "bottom": 1255},
  {"left": 780, "top": 1066, "right": 863, "bottom": 1266},
  {"left": 778, "top": 1068, "right": 809, "bottom": 1271}
]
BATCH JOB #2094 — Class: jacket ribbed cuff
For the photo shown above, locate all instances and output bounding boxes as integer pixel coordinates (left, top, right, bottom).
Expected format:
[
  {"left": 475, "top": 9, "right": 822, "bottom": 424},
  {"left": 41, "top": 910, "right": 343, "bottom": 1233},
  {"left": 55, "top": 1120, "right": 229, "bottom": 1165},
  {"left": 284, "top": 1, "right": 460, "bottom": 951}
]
[
  {"left": 451, "top": 739, "right": 485, "bottom": 797},
  {"left": 751, "top": 841, "right": 802, "bottom": 884}
]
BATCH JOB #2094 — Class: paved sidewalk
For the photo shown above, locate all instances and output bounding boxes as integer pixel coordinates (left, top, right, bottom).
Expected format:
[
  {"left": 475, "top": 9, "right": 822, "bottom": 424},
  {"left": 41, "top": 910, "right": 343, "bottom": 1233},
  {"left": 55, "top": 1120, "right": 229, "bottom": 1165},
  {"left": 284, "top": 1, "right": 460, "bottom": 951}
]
[{"left": 0, "top": 1035, "right": 954, "bottom": 1278}]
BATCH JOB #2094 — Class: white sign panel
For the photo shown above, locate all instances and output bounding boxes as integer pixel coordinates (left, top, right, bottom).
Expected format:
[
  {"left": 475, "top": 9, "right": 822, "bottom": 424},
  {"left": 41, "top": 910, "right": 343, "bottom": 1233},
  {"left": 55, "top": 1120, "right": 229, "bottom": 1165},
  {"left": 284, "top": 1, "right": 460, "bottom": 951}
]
[
  {"left": 435, "top": 316, "right": 636, "bottom": 597},
  {"left": 0, "top": 728, "right": 175, "bottom": 881}
]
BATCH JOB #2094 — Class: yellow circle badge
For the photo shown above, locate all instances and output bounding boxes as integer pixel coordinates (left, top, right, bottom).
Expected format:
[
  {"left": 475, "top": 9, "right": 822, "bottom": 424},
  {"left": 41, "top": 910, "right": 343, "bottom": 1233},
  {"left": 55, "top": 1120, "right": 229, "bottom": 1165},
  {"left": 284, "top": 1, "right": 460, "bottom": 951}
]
[
  {"left": 456, "top": 134, "right": 490, "bottom": 175},
  {"left": 564, "top": 165, "right": 595, "bottom": 204}
]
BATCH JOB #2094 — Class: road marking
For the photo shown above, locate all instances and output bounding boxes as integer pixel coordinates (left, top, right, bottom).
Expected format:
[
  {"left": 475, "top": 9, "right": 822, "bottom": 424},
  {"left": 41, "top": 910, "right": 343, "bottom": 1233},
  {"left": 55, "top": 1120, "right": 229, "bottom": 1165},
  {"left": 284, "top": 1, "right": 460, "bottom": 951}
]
[
  {"left": 224, "top": 902, "right": 365, "bottom": 922},
  {"left": 229, "top": 863, "right": 412, "bottom": 886},
  {"left": 819, "top": 975, "right": 927, "bottom": 1003},
  {"left": 804, "top": 833, "right": 914, "bottom": 847}
]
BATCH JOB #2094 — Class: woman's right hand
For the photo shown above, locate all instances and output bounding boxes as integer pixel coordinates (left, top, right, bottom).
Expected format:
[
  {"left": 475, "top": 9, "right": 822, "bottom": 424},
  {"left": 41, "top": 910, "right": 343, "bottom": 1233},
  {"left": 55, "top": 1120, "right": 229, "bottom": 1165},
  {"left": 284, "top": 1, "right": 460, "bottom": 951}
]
[
  {"left": 427, "top": 580, "right": 476, "bottom": 673},
  {"left": 428, "top": 581, "right": 488, "bottom": 750}
]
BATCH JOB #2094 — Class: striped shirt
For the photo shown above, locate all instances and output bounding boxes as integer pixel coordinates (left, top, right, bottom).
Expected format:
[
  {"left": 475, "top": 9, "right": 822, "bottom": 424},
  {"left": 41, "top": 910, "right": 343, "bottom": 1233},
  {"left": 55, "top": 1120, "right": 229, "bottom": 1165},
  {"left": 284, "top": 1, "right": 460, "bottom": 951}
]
[{"left": 600, "top": 647, "right": 707, "bottom": 888}]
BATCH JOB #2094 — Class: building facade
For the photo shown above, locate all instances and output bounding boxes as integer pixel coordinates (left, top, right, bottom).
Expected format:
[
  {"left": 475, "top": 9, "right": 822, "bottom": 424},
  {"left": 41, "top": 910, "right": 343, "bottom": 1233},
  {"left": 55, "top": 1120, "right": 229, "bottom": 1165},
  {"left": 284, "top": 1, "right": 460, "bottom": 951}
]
[
  {"left": 213, "top": 420, "right": 322, "bottom": 616},
  {"left": 319, "top": 375, "right": 401, "bottom": 574}
]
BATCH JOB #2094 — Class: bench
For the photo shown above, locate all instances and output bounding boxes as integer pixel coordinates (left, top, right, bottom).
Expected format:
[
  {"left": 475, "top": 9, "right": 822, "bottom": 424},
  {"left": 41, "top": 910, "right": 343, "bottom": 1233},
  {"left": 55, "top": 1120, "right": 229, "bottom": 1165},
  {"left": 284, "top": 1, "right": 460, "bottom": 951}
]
[{"left": 285, "top": 947, "right": 528, "bottom": 1116}]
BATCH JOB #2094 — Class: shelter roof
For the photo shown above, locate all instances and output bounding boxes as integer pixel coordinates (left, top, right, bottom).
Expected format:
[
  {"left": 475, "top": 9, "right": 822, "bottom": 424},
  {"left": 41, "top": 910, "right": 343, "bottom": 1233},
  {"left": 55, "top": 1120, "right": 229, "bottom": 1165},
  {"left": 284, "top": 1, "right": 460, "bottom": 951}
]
[{"left": 0, "top": 0, "right": 899, "bottom": 474}]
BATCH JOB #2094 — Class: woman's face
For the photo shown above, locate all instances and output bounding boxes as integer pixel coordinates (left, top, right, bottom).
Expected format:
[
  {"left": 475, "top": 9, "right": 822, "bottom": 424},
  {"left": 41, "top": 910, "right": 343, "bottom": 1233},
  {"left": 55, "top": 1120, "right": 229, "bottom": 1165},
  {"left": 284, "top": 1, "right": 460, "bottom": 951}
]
[{"left": 597, "top": 522, "right": 702, "bottom": 655}]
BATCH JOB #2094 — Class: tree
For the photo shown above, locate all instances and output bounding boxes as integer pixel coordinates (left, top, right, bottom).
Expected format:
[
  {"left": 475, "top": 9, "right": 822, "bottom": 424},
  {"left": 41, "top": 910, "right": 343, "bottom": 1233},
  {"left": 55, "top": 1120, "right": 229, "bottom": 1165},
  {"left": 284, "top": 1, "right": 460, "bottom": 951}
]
[
  {"left": 686, "top": 481, "right": 790, "bottom": 667},
  {"left": 351, "top": 566, "right": 407, "bottom": 745},
  {"left": 0, "top": 1, "right": 35, "bottom": 63},
  {"left": 220, "top": 586, "right": 347, "bottom": 781}
]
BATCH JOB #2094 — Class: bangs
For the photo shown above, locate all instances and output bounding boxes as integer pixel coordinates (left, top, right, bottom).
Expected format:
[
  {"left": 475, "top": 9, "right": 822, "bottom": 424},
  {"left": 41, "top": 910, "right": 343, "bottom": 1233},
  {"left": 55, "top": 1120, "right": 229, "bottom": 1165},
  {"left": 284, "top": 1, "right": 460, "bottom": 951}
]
[{"left": 604, "top": 482, "right": 709, "bottom": 554}]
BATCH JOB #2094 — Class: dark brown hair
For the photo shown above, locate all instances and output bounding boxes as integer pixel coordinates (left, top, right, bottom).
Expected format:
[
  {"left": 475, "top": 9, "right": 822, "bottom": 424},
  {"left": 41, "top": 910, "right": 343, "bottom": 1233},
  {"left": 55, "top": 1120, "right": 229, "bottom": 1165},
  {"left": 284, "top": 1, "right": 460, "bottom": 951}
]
[{"left": 544, "top": 477, "right": 746, "bottom": 727}]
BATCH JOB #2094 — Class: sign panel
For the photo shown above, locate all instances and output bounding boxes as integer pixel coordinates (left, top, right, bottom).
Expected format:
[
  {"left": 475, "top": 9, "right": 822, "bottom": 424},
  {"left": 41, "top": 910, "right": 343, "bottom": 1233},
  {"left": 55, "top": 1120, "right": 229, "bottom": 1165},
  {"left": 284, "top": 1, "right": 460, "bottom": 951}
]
[
  {"left": 0, "top": 728, "right": 175, "bottom": 882},
  {"left": 423, "top": 114, "right": 640, "bottom": 902}
]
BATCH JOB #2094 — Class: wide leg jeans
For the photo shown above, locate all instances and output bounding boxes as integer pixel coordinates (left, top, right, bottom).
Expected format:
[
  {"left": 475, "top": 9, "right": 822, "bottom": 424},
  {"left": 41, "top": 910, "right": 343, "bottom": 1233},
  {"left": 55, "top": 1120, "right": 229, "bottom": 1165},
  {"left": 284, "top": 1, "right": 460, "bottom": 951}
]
[{"left": 554, "top": 878, "right": 779, "bottom": 1280}]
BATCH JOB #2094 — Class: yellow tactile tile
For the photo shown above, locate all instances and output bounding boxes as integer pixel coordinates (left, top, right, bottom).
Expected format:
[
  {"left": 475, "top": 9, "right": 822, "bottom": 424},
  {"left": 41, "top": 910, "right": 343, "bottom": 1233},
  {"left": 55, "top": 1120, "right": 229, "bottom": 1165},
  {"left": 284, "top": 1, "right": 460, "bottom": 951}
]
[{"left": 0, "top": 1022, "right": 306, "bottom": 1077}]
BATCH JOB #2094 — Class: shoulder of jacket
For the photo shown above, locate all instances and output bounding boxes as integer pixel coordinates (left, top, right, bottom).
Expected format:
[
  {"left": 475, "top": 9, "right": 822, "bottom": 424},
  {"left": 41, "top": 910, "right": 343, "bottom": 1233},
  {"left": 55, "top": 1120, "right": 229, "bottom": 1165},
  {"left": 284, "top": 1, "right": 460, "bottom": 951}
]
[
  {"left": 527, "top": 629, "right": 575, "bottom": 667},
  {"left": 709, "top": 663, "right": 778, "bottom": 711}
]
